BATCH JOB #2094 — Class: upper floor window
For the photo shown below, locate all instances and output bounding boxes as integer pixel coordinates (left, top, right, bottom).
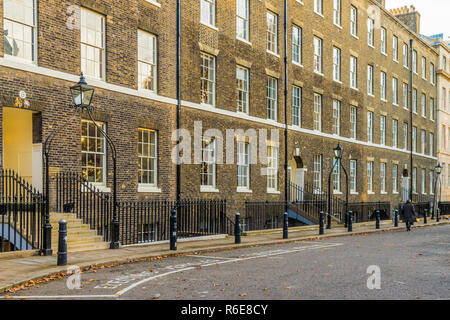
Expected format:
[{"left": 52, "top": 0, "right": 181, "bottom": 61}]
[
  {"left": 367, "top": 65, "right": 374, "bottom": 95},
  {"left": 266, "top": 11, "right": 278, "bottom": 54},
  {"left": 138, "top": 30, "right": 157, "bottom": 92},
  {"left": 412, "top": 50, "right": 418, "bottom": 74},
  {"left": 332, "top": 100, "right": 341, "bottom": 136},
  {"left": 81, "top": 8, "right": 105, "bottom": 79},
  {"left": 350, "top": 56, "right": 358, "bottom": 89},
  {"left": 236, "top": 66, "right": 249, "bottom": 113},
  {"left": 350, "top": 106, "right": 357, "bottom": 139},
  {"left": 422, "top": 57, "right": 427, "bottom": 79},
  {"left": 393, "top": 36, "right": 398, "bottom": 61},
  {"left": 403, "top": 43, "right": 409, "bottom": 68},
  {"left": 430, "top": 63, "right": 435, "bottom": 85},
  {"left": 200, "top": 0, "right": 216, "bottom": 27},
  {"left": 138, "top": 129, "right": 158, "bottom": 187},
  {"left": 380, "top": 28, "right": 387, "bottom": 54},
  {"left": 367, "top": 18, "right": 374, "bottom": 47},
  {"left": 421, "top": 93, "right": 427, "bottom": 117},
  {"left": 292, "top": 86, "right": 302, "bottom": 127},
  {"left": 314, "top": 0, "right": 323, "bottom": 16},
  {"left": 313, "top": 93, "right": 322, "bottom": 131},
  {"left": 403, "top": 83, "right": 408, "bottom": 109},
  {"left": 350, "top": 6, "right": 358, "bottom": 37},
  {"left": 200, "top": 52, "right": 216, "bottom": 106},
  {"left": 333, "top": 47, "right": 341, "bottom": 82},
  {"left": 3, "top": 0, "right": 36, "bottom": 62},
  {"left": 429, "top": 133, "right": 434, "bottom": 156},
  {"left": 367, "top": 161, "right": 374, "bottom": 193},
  {"left": 412, "top": 88, "right": 417, "bottom": 113},
  {"left": 267, "top": 146, "right": 279, "bottom": 191},
  {"left": 236, "top": 0, "right": 249, "bottom": 41},
  {"left": 333, "top": 0, "right": 341, "bottom": 26},
  {"left": 380, "top": 71, "right": 387, "bottom": 101},
  {"left": 430, "top": 97, "right": 435, "bottom": 121},
  {"left": 392, "top": 77, "right": 398, "bottom": 105},
  {"left": 367, "top": 111, "right": 373, "bottom": 143},
  {"left": 292, "top": 25, "right": 302, "bottom": 65},
  {"left": 313, "top": 37, "right": 323, "bottom": 74},
  {"left": 392, "top": 119, "right": 398, "bottom": 148},
  {"left": 380, "top": 116, "right": 386, "bottom": 145},
  {"left": 267, "top": 76, "right": 278, "bottom": 121}
]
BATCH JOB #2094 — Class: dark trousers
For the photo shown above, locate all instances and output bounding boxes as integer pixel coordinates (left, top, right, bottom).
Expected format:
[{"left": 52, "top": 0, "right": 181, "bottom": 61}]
[{"left": 406, "top": 221, "right": 411, "bottom": 231}]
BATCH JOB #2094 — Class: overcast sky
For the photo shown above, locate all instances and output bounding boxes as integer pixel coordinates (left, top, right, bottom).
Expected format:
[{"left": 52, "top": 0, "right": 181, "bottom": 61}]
[{"left": 386, "top": 0, "right": 450, "bottom": 38}]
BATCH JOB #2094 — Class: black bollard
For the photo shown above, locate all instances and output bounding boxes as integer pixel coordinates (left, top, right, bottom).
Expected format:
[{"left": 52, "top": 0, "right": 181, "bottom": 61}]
[
  {"left": 344, "top": 210, "right": 348, "bottom": 228},
  {"left": 424, "top": 208, "right": 427, "bottom": 224},
  {"left": 376, "top": 210, "right": 380, "bottom": 229},
  {"left": 57, "top": 220, "right": 67, "bottom": 266},
  {"left": 394, "top": 209, "right": 399, "bottom": 227},
  {"left": 431, "top": 204, "right": 435, "bottom": 220},
  {"left": 347, "top": 211, "right": 353, "bottom": 232},
  {"left": 437, "top": 208, "right": 440, "bottom": 222},
  {"left": 170, "top": 209, "right": 177, "bottom": 251},
  {"left": 283, "top": 212, "right": 289, "bottom": 239},
  {"left": 326, "top": 211, "right": 331, "bottom": 230},
  {"left": 319, "top": 211, "right": 325, "bottom": 235},
  {"left": 235, "top": 213, "right": 241, "bottom": 244}
]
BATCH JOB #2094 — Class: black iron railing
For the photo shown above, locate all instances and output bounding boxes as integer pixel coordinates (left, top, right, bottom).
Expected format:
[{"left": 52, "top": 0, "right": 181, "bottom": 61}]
[
  {"left": 243, "top": 201, "right": 286, "bottom": 231},
  {"left": 347, "top": 202, "right": 391, "bottom": 223},
  {"left": 288, "top": 182, "right": 345, "bottom": 223},
  {"left": 55, "top": 172, "right": 112, "bottom": 241},
  {"left": 438, "top": 202, "right": 450, "bottom": 215},
  {"left": 0, "top": 169, "right": 44, "bottom": 253}
]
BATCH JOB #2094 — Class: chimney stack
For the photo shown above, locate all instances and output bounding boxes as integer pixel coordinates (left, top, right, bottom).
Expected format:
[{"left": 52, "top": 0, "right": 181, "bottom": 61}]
[{"left": 389, "top": 5, "right": 421, "bottom": 34}]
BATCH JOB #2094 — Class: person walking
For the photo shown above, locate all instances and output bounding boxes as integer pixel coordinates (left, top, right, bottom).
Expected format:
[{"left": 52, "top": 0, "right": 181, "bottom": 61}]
[{"left": 401, "top": 199, "right": 417, "bottom": 232}]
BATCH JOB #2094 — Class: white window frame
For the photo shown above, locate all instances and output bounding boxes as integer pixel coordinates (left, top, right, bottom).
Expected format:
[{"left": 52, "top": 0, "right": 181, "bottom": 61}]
[
  {"left": 313, "top": 154, "right": 323, "bottom": 193},
  {"left": 200, "top": 0, "right": 216, "bottom": 27},
  {"left": 380, "top": 163, "right": 386, "bottom": 193},
  {"left": 392, "top": 77, "right": 398, "bottom": 105},
  {"left": 350, "top": 160, "right": 357, "bottom": 193},
  {"left": 421, "top": 129, "right": 426, "bottom": 154},
  {"left": 333, "top": 0, "right": 341, "bottom": 27},
  {"left": 350, "top": 56, "right": 358, "bottom": 89},
  {"left": 367, "top": 111, "right": 373, "bottom": 143},
  {"left": 237, "top": 141, "right": 250, "bottom": 189},
  {"left": 350, "top": 106, "right": 357, "bottom": 140},
  {"left": 393, "top": 164, "right": 398, "bottom": 193},
  {"left": 201, "top": 137, "right": 217, "bottom": 189},
  {"left": 380, "top": 71, "right": 386, "bottom": 101},
  {"left": 412, "top": 126, "right": 417, "bottom": 153},
  {"left": 236, "top": 66, "right": 249, "bottom": 113},
  {"left": 381, "top": 27, "right": 387, "bottom": 54},
  {"left": 367, "top": 18, "right": 374, "bottom": 47},
  {"left": 421, "top": 93, "right": 427, "bottom": 117},
  {"left": 313, "top": 37, "right": 323, "bottom": 74},
  {"left": 333, "top": 47, "right": 341, "bottom": 82},
  {"left": 267, "top": 76, "right": 278, "bottom": 121},
  {"left": 138, "top": 129, "right": 158, "bottom": 188},
  {"left": 392, "top": 119, "right": 398, "bottom": 148},
  {"left": 403, "top": 123, "right": 408, "bottom": 150},
  {"left": 314, "top": 0, "right": 323, "bottom": 16},
  {"left": 367, "top": 65, "right": 374, "bottom": 95},
  {"left": 333, "top": 158, "right": 341, "bottom": 193},
  {"left": 412, "top": 50, "right": 418, "bottom": 74},
  {"left": 403, "top": 83, "right": 409, "bottom": 109},
  {"left": 313, "top": 93, "right": 322, "bottom": 131},
  {"left": 403, "top": 43, "right": 409, "bottom": 68},
  {"left": 236, "top": 0, "right": 249, "bottom": 42},
  {"left": 350, "top": 6, "right": 358, "bottom": 38},
  {"left": 3, "top": 0, "right": 37, "bottom": 64},
  {"left": 81, "top": 120, "right": 107, "bottom": 185},
  {"left": 80, "top": 8, "right": 106, "bottom": 80},
  {"left": 393, "top": 36, "right": 398, "bottom": 62},
  {"left": 380, "top": 116, "right": 386, "bottom": 145},
  {"left": 266, "top": 11, "right": 278, "bottom": 55},
  {"left": 200, "top": 52, "right": 216, "bottom": 106},
  {"left": 367, "top": 161, "right": 374, "bottom": 193},
  {"left": 292, "top": 86, "right": 302, "bottom": 127},
  {"left": 267, "top": 146, "right": 279, "bottom": 192},
  {"left": 138, "top": 30, "right": 158, "bottom": 92},
  {"left": 421, "top": 168, "right": 426, "bottom": 194},
  {"left": 332, "top": 100, "right": 341, "bottom": 136},
  {"left": 292, "top": 25, "right": 302, "bottom": 65},
  {"left": 422, "top": 57, "right": 427, "bottom": 79}
]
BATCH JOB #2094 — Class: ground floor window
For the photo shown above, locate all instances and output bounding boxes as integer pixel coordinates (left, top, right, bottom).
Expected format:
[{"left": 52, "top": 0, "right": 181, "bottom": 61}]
[
  {"left": 350, "top": 160, "right": 357, "bottom": 193},
  {"left": 367, "top": 161, "right": 374, "bottom": 193},
  {"left": 267, "top": 146, "right": 278, "bottom": 191},
  {"left": 138, "top": 129, "right": 157, "bottom": 186},
  {"left": 237, "top": 141, "right": 250, "bottom": 189},
  {"left": 201, "top": 137, "right": 216, "bottom": 187},
  {"left": 313, "top": 154, "right": 322, "bottom": 192},
  {"left": 81, "top": 120, "right": 106, "bottom": 183}
]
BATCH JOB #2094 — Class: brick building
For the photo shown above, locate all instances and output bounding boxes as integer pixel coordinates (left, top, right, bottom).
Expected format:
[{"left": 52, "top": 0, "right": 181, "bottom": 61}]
[{"left": 0, "top": 0, "right": 440, "bottom": 216}]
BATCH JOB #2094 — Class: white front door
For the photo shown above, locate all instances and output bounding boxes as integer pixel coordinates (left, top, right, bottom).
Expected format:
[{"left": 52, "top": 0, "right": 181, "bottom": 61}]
[{"left": 295, "top": 168, "right": 306, "bottom": 201}]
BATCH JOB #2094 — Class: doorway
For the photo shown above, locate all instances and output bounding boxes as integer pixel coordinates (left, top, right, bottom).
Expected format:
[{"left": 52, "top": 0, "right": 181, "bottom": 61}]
[{"left": 2, "top": 107, "right": 42, "bottom": 192}]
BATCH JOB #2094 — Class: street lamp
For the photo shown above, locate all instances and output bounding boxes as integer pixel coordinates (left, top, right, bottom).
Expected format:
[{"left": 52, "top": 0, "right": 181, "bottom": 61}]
[
  {"left": 433, "top": 162, "right": 442, "bottom": 219},
  {"left": 327, "top": 143, "right": 349, "bottom": 229},
  {"left": 70, "top": 73, "right": 120, "bottom": 249}
]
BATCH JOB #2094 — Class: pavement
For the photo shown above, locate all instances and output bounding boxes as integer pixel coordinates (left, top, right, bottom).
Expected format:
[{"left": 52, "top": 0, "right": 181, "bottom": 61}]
[{"left": 0, "top": 216, "right": 449, "bottom": 295}]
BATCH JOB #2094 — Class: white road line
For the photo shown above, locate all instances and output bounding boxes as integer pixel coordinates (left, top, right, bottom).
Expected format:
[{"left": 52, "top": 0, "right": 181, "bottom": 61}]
[
  {"left": 185, "top": 255, "right": 236, "bottom": 260},
  {"left": 115, "top": 242, "right": 343, "bottom": 297},
  {"left": 2, "top": 242, "right": 343, "bottom": 300}
]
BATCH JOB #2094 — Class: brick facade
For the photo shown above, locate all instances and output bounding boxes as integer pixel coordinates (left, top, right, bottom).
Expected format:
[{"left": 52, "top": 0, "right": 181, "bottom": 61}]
[{"left": 0, "top": 0, "right": 440, "bottom": 216}]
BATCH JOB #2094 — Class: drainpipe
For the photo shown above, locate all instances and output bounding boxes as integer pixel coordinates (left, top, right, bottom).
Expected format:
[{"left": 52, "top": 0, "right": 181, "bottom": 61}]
[
  {"left": 283, "top": 0, "right": 289, "bottom": 216},
  {"left": 409, "top": 39, "right": 414, "bottom": 201},
  {"left": 176, "top": 0, "right": 181, "bottom": 203}
]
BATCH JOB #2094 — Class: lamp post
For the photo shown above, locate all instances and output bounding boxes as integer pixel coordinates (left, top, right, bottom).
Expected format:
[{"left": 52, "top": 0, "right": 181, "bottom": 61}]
[
  {"left": 433, "top": 162, "right": 442, "bottom": 219},
  {"left": 70, "top": 73, "right": 120, "bottom": 249},
  {"left": 327, "top": 143, "right": 348, "bottom": 229}
]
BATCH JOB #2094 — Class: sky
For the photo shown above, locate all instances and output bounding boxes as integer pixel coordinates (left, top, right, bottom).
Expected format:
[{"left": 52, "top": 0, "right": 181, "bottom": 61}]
[{"left": 386, "top": 0, "right": 450, "bottom": 38}]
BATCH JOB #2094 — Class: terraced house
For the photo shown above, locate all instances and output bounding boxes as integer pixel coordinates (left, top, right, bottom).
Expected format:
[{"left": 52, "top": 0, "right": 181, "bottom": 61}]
[{"left": 0, "top": 0, "right": 440, "bottom": 227}]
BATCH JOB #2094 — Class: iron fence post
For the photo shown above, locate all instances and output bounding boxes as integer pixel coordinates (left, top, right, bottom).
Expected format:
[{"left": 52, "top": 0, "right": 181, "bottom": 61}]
[
  {"left": 235, "top": 213, "right": 241, "bottom": 244},
  {"left": 283, "top": 211, "right": 288, "bottom": 239},
  {"left": 424, "top": 208, "right": 427, "bottom": 224},
  {"left": 41, "top": 151, "right": 53, "bottom": 256},
  {"left": 110, "top": 158, "right": 120, "bottom": 249},
  {"left": 319, "top": 211, "right": 324, "bottom": 235},
  {"left": 347, "top": 211, "right": 353, "bottom": 232},
  {"left": 376, "top": 210, "right": 380, "bottom": 229},
  {"left": 57, "top": 220, "right": 67, "bottom": 266},
  {"left": 170, "top": 208, "right": 177, "bottom": 250},
  {"left": 394, "top": 209, "right": 399, "bottom": 227},
  {"left": 436, "top": 208, "right": 440, "bottom": 222}
]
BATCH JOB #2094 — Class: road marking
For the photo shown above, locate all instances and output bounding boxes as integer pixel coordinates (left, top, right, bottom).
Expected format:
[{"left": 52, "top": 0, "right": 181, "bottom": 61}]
[
  {"left": 186, "top": 255, "right": 235, "bottom": 260},
  {"left": 2, "top": 242, "right": 343, "bottom": 299}
]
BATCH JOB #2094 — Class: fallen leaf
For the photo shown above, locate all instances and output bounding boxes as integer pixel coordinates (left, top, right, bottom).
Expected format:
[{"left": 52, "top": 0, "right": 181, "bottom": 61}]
[{"left": 239, "top": 293, "right": 247, "bottom": 297}]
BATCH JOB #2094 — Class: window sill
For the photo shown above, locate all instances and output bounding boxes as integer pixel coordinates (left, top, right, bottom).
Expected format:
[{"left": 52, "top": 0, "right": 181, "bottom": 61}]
[
  {"left": 333, "top": 191, "right": 343, "bottom": 195},
  {"left": 200, "top": 102, "right": 215, "bottom": 108},
  {"left": 267, "top": 189, "right": 281, "bottom": 195},
  {"left": 266, "top": 50, "right": 280, "bottom": 58},
  {"left": 138, "top": 185, "right": 162, "bottom": 193},
  {"left": 381, "top": 192, "right": 388, "bottom": 195},
  {"left": 393, "top": 59, "right": 399, "bottom": 64},
  {"left": 368, "top": 93, "right": 375, "bottom": 98},
  {"left": 351, "top": 34, "right": 359, "bottom": 40},
  {"left": 381, "top": 99, "right": 388, "bottom": 103},
  {"left": 368, "top": 191, "right": 375, "bottom": 195},
  {"left": 381, "top": 52, "right": 387, "bottom": 57},
  {"left": 393, "top": 103, "right": 399, "bottom": 107},
  {"left": 368, "top": 44, "right": 375, "bottom": 49},
  {"left": 4, "top": 55, "right": 36, "bottom": 66},
  {"left": 236, "top": 37, "right": 252, "bottom": 46},
  {"left": 334, "top": 23, "right": 342, "bottom": 30},
  {"left": 237, "top": 187, "right": 253, "bottom": 194},
  {"left": 200, "top": 186, "right": 220, "bottom": 193},
  {"left": 350, "top": 87, "right": 359, "bottom": 91},
  {"left": 314, "top": 11, "right": 324, "bottom": 18},
  {"left": 314, "top": 71, "right": 324, "bottom": 77},
  {"left": 292, "top": 61, "right": 303, "bottom": 68},
  {"left": 144, "top": 0, "right": 161, "bottom": 8},
  {"left": 200, "top": 22, "right": 219, "bottom": 31},
  {"left": 334, "top": 79, "right": 342, "bottom": 85},
  {"left": 296, "top": 0, "right": 304, "bottom": 5},
  {"left": 350, "top": 192, "right": 359, "bottom": 195},
  {"left": 393, "top": 192, "right": 399, "bottom": 195}
]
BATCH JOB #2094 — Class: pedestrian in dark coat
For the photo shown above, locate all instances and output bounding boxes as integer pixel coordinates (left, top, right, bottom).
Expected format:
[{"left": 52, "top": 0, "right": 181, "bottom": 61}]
[{"left": 401, "top": 199, "right": 417, "bottom": 232}]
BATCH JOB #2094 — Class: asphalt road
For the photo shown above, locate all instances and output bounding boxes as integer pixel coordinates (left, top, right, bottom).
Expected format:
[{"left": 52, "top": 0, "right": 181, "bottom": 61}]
[{"left": 3, "top": 225, "right": 449, "bottom": 300}]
